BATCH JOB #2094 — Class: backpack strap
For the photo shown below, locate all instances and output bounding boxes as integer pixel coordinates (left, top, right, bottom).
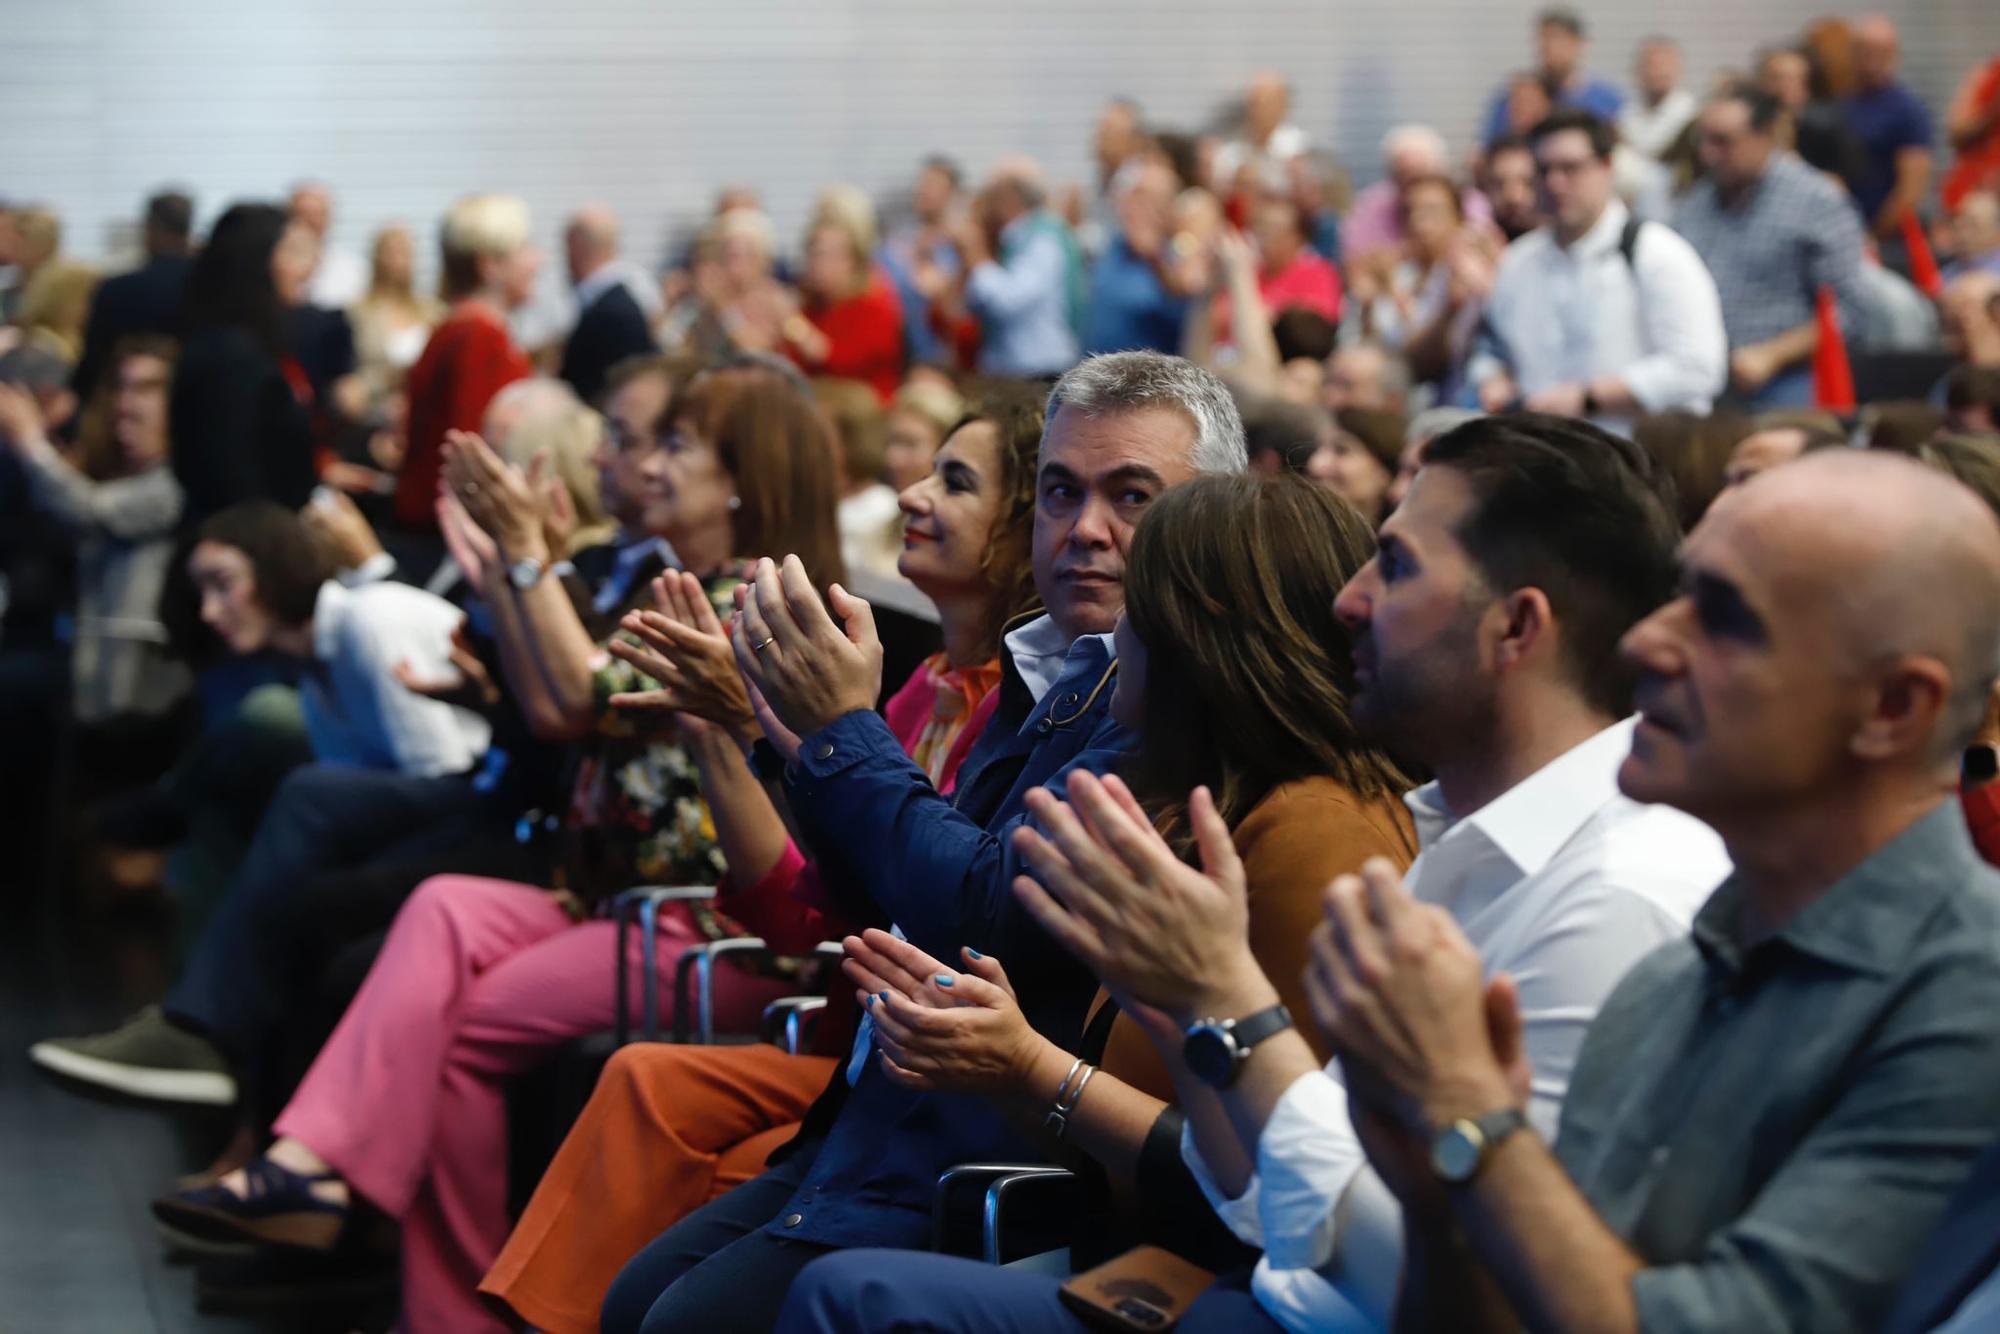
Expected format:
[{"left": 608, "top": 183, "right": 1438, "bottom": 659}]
[{"left": 1618, "top": 215, "right": 1644, "bottom": 272}]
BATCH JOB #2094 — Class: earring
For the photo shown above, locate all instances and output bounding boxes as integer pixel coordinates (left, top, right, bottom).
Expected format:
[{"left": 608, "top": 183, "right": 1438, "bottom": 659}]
[{"left": 727, "top": 495, "right": 742, "bottom": 512}]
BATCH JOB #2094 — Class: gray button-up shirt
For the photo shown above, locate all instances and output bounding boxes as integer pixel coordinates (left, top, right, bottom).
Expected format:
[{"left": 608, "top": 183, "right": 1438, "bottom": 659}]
[
  {"left": 1670, "top": 150, "right": 1868, "bottom": 351},
  {"left": 1553, "top": 801, "right": 2000, "bottom": 1334}
]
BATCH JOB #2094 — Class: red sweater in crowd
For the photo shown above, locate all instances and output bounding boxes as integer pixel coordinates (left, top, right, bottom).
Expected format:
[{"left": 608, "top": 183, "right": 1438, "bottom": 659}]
[
  {"left": 790, "top": 275, "right": 905, "bottom": 403},
  {"left": 396, "top": 302, "right": 533, "bottom": 530}
]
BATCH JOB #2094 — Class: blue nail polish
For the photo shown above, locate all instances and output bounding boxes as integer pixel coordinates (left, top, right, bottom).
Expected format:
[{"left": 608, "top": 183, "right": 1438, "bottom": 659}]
[
  {"left": 865, "top": 994, "right": 877, "bottom": 1006},
  {"left": 936, "top": 975, "right": 955, "bottom": 987},
  {"left": 878, "top": 991, "right": 890, "bottom": 1004},
  {"left": 966, "top": 948, "right": 983, "bottom": 960}
]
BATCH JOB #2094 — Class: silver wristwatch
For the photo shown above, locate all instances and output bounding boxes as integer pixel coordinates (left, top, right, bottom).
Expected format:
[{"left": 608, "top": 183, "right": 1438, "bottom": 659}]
[{"left": 508, "top": 555, "right": 546, "bottom": 591}]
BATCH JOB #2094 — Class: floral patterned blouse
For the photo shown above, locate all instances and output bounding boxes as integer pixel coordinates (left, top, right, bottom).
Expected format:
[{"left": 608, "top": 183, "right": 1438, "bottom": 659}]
[{"left": 559, "top": 571, "right": 741, "bottom": 943}]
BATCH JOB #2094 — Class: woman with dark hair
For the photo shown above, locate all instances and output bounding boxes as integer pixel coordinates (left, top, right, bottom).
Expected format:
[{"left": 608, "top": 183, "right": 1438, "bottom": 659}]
[
  {"left": 1305, "top": 405, "right": 1408, "bottom": 526},
  {"left": 483, "top": 389, "right": 1046, "bottom": 1334},
  {"left": 152, "top": 366, "right": 845, "bottom": 1334},
  {"left": 763, "top": 474, "right": 1417, "bottom": 1334},
  {"left": 170, "top": 203, "right": 321, "bottom": 525}
]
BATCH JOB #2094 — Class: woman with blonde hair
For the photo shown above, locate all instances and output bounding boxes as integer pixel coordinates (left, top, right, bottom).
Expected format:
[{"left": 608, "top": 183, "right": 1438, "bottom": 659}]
[
  {"left": 883, "top": 376, "right": 965, "bottom": 492},
  {"left": 781, "top": 191, "right": 906, "bottom": 402},
  {"left": 484, "top": 377, "right": 617, "bottom": 556},
  {"left": 394, "top": 195, "right": 539, "bottom": 537},
  {"left": 349, "top": 223, "right": 443, "bottom": 413}
]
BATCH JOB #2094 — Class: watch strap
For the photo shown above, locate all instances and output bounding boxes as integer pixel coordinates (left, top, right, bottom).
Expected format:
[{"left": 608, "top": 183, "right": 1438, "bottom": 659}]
[{"left": 1227, "top": 1003, "right": 1294, "bottom": 1052}]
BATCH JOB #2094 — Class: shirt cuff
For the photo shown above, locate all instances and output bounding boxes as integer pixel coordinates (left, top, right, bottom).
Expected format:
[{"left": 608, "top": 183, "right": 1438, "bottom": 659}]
[
  {"left": 1256, "top": 1069, "right": 1366, "bottom": 1271},
  {"left": 337, "top": 551, "right": 398, "bottom": 587},
  {"left": 1181, "top": 1117, "right": 1267, "bottom": 1247}
]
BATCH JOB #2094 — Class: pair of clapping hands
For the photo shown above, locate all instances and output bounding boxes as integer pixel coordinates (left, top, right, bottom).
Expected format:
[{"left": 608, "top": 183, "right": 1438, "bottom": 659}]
[
  {"left": 847, "top": 769, "right": 1531, "bottom": 1209},
  {"left": 604, "top": 553, "right": 885, "bottom": 763}
]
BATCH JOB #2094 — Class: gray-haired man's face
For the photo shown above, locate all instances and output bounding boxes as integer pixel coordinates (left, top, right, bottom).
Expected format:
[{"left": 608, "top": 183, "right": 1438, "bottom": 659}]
[{"left": 1031, "top": 404, "right": 1198, "bottom": 644}]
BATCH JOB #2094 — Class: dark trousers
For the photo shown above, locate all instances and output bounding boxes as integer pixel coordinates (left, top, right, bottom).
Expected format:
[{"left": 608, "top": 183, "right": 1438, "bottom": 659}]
[
  {"left": 162, "top": 763, "right": 501, "bottom": 1059},
  {"left": 601, "top": 1141, "right": 881, "bottom": 1334},
  {"left": 775, "top": 1249, "right": 1282, "bottom": 1333}
]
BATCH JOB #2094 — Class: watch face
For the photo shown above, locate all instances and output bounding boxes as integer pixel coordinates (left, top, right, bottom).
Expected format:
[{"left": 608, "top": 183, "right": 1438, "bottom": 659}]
[
  {"left": 1430, "top": 1125, "right": 1483, "bottom": 1184},
  {"left": 1183, "top": 1027, "right": 1237, "bottom": 1088}
]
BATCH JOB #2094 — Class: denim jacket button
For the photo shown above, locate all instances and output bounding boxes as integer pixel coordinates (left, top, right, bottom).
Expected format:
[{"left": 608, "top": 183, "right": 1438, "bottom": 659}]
[
  {"left": 1036, "top": 717, "right": 1054, "bottom": 736},
  {"left": 814, "top": 742, "right": 835, "bottom": 761},
  {"left": 782, "top": 1212, "right": 804, "bottom": 1228}
]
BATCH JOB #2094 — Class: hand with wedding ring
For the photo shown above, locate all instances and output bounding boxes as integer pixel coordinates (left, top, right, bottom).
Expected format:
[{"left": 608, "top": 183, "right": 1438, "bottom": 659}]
[{"left": 728, "top": 554, "right": 884, "bottom": 748}]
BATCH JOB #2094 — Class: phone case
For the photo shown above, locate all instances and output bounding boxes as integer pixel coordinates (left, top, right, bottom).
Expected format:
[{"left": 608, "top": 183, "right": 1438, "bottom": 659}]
[{"left": 1057, "top": 1245, "right": 1216, "bottom": 1333}]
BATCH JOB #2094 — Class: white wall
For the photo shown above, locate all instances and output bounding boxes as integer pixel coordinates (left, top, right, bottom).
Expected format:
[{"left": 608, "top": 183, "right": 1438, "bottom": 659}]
[{"left": 2, "top": 0, "right": 1992, "bottom": 286}]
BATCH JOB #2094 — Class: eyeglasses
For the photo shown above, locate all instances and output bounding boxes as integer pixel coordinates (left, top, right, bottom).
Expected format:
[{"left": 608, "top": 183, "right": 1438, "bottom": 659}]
[
  {"left": 1535, "top": 157, "right": 1598, "bottom": 178},
  {"left": 613, "top": 426, "right": 704, "bottom": 460}
]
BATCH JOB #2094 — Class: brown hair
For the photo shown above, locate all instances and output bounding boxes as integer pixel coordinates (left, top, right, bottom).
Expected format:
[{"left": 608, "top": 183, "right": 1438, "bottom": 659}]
[
  {"left": 77, "top": 334, "right": 177, "bottom": 481},
  {"left": 956, "top": 387, "right": 1046, "bottom": 654},
  {"left": 1633, "top": 408, "right": 1748, "bottom": 530},
  {"left": 1396, "top": 174, "right": 1465, "bottom": 225},
  {"left": 811, "top": 376, "right": 888, "bottom": 487},
  {"left": 1334, "top": 406, "right": 1408, "bottom": 475},
  {"left": 672, "top": 367, "right": 847, "bottom": 593},
  {"left": 1122, "top": 474, "right": 1414, "bottom": 856}
]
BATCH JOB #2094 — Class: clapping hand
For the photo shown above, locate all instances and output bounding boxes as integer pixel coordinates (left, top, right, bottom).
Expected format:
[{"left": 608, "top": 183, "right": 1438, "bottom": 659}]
[
  {"left": 729, "top": 555, "right": 883, "bottom": 744},
  {"left": 608, "top": 571, "right": 759, "bottom": 742},
  {"left": 394, "top": 621, "right": 501, "bottom": 713},
  {"left": 1010, "top": 772, "right": 1275, "bottom": 1026},
  {"left": 440, "top": 429, "right": 549, "bottom": 561},
  {"left": 843, "top": 929, "right": 1051, "bottom": 1099}
]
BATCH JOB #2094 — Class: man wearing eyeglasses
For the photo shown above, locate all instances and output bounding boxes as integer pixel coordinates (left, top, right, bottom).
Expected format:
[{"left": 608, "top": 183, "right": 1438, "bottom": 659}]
[
  {"left": 1671, "top": 84, "right": 1870, "bottom": 409},
  {"left": 1470, "top": 108, "right": 1725, "bottom": 434}
]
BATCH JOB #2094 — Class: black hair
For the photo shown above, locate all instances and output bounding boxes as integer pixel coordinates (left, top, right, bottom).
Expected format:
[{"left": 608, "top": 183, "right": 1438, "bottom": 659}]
[
  {"left": 195, "top": 500, "right": 332, "bottom": 628},
  {"left": 1714, "top": 81, "right": 1785, "bottom": 134},
  {"left": 1272, "top": 307, "right": 1338, "bottom": 364},
  {"left": 1421, "top": 413, "right": 1682, "bottom": 717},
  {"left": 145, "top": 190, "right": 194, "bottom": 242},
  {"left": 1537, "top": 6, "right": 1585, "bottom": 37},
  {"left": 1486, "top": 132, "right": 1535, "bottom": 161},
  {"left": 1529, "top": 107, "right": 1617, "bottom": 162},
  {"left": 184, "top": 202, "right": 289, "bottom": 357}
]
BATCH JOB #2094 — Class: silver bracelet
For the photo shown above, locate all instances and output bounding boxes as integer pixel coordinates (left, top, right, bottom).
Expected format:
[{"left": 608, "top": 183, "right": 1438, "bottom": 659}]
[
  {"left": 1045, "top": 1061, "right": 1096, "bottom": 1140},
  {"left": 1051, "top": 1055, "right": 1085, "bottom": 1106}
]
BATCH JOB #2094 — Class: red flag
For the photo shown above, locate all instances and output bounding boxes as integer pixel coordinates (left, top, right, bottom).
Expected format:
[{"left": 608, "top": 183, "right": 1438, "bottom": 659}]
[
  {"left": 1903, "top": 210, "right": 1944, "bottom": 300},
  {"left": 1813, "top": 285, "right": 1855, "bottom": 412}
]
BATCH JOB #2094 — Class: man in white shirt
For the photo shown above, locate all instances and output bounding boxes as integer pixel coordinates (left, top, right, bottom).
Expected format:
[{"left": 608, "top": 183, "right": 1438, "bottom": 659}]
[
  {"left": 1618, "top": 36, "right": 1698, "bottom": 161},
  {"left": 801, "top": 414, "right": 1726, "bottom": 1334},
  {"left": 1472, "top": 109, "right": 1726, "bottom": 433},
  {"left": 1212, "top": 72, "right": 1311, "bottom": 196}
]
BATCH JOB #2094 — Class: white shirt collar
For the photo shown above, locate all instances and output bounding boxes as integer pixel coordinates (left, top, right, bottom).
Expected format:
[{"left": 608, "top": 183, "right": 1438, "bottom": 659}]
[
  {"left": 1404, "top": 716, "right": 1639, "bottom": 877},
  {"left": 310, "top": 579, "right": 350, "bottom": 663},
  {"left": 1553, "top": 198, "right": 1631, "bottom": 259},
  {"left": 1002, "top": 612, "right": 1116, "bottom": 706}
]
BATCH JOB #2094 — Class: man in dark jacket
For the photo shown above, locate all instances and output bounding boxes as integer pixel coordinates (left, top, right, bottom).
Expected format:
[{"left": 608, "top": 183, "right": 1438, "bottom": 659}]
[
  {"left": 73, "top": 190, "right": 194, "bottom": 403},
  {"left": 558, "top": 207, "right": 657, "bottom": 406},
  {"left": 598, "top": 351, "right": 1249, "bottom": 1333}
]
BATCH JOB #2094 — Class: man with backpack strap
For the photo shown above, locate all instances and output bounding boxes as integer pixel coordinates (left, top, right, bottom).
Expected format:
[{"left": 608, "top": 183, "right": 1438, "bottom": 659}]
[{"left": 1471, "top": 108, "right": 1727, "bottom": 433}]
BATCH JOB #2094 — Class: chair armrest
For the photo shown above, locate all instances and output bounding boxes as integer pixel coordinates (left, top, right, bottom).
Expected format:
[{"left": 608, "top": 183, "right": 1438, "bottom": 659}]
[
  {"left": 669, "top": 936, "right": 772, "bottom": 1044},
  {"left": 612, "top": 886, "right": 719, "bottom": 1046},
  {"left": 932, "top": 1163, "right": 1074, "bottom": 1258},
  {"left": 984, "top": 1169, "right": 1079, "bottom": 1266},
  {"left": 760, "top": 996, "right": 829, "bottom": 1054}
]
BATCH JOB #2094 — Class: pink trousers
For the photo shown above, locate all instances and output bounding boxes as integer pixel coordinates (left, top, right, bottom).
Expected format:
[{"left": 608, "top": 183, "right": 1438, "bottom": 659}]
[{"left": 273, "top": 874, "right": 789, "bottom": 1334}]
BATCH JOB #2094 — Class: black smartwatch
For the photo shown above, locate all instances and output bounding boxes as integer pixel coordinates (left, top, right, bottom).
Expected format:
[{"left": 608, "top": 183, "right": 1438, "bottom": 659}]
[
  {"left": 1964, "top": 744, "right": 2000, "bottom": 788},
  {"left": 1182, "top": 1004, "right": 1293, "bottom": 1089}
]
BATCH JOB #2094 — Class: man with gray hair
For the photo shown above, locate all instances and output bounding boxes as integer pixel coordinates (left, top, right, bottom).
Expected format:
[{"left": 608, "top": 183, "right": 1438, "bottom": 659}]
[
  {"left": 1343, "top": 124, "right": 1498, "bottom": 262},
  {"left": 598, "top": 351, "right": 1245, "bottom": 1332},
  {"left": 949, "top": 156, "right": 1083, "bottom": 377}
]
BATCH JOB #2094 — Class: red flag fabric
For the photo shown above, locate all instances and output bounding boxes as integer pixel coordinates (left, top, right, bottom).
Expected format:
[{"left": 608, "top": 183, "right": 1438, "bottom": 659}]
[
  {"left": 1903, "top": 210, "right": 1944, "bottom": 300},
  {"left": 1813, "top": 285, "right": 1855, "bottom": 412}
]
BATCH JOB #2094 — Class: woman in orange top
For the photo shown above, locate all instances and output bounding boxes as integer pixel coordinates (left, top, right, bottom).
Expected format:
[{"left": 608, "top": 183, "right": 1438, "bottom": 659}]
[{"left": 481, "top": 391, "right": 1046, "bottom": 1334}]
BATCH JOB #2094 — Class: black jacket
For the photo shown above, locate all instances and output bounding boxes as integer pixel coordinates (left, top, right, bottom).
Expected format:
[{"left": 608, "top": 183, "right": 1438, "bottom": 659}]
[
  {"left": 559, "top": 282, "right": 656, "bottom": 406},
  {"left": 71, "top": 253, "right": 191, "bottom": 402},
  {"left": 170, "top": 326, "right": 317, "bottom": 527}
]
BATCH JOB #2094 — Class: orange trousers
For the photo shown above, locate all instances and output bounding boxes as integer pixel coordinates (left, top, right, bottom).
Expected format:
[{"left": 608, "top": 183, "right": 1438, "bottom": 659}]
[{"left": 480, "top": 1041, "right": 836, "bottom": 1334}]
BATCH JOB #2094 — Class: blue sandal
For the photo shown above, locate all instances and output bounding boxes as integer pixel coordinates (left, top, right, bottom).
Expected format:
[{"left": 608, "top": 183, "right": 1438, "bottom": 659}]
[{"left": 151, "top": 1157, "right": 348, "bottom": 1252}]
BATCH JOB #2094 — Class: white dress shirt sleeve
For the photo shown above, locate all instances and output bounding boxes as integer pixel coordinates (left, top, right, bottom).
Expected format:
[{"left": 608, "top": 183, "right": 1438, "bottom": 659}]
[{"left": 1616, "top": 224, "right": 1729, "bottom": 413}]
